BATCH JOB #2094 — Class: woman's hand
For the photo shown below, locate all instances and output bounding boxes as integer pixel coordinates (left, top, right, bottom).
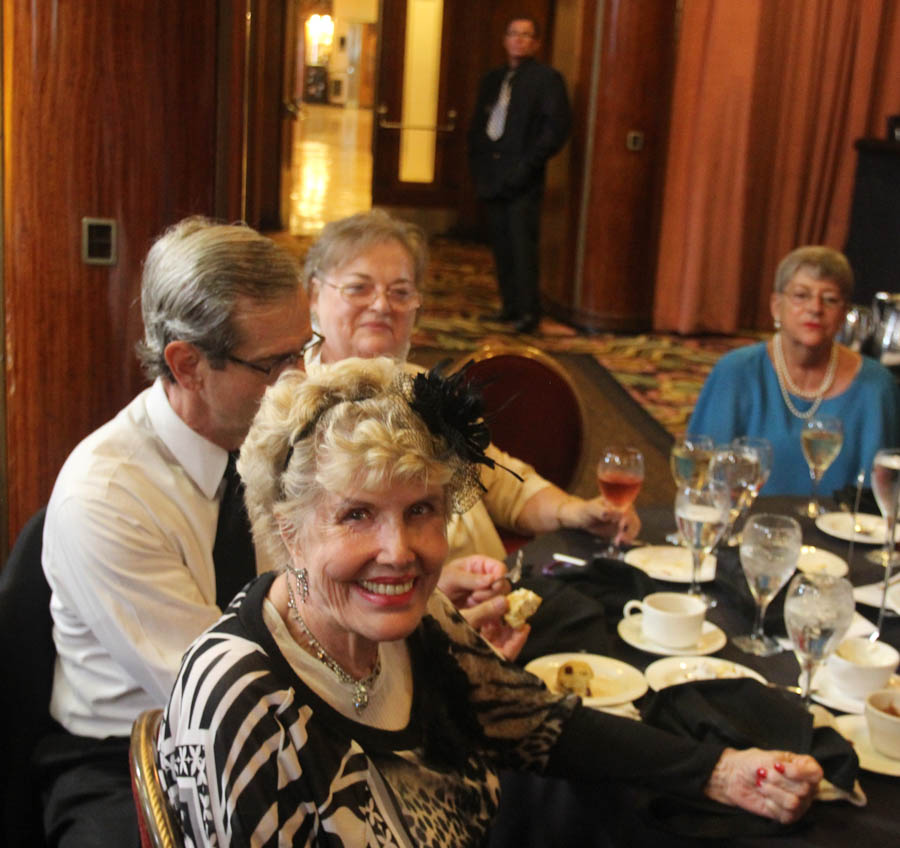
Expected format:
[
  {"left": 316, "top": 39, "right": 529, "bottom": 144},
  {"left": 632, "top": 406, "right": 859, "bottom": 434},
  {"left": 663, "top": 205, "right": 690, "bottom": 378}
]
[
  {"left": 460, "top": 595, "right": 530, "bottom": 661},
  {"left": 704, "top": 748, "right": 823, "bottom": 824},
  {"left": 558, "top": 496, "right": 641, "bottom": 544},
  {"left": 437, "top": 555, "right": 509, "bottom": 609}
]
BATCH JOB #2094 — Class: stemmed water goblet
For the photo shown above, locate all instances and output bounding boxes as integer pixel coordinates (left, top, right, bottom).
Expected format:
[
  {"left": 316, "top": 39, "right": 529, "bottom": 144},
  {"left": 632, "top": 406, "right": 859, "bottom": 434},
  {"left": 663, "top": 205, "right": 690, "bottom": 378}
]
[
  {"left": 870, "top": 448, "right": 900, "bottom": 638},
  {"left": 727, "top": 436, "right": 773, "bottom": 545},
  {"left": 732, "top": 514, "right": 801, "bottom": 656},
  {"left": 665, "top": 435, "right": 714, "bottom": 544},
  {"left": 799, "top": 415, "right": 843, "bottom": 519},
  {"left": 708, "top": 445, "right": 761, "bottom": 547},
  {"left": 783, "top": 572, "right": 855, "bottom": 709},
  {"left": 596, "top": 446, "right": 644, "bottom": 559},
  {"left": 674, "top": 480, "right": 730, "bottom": 605}
]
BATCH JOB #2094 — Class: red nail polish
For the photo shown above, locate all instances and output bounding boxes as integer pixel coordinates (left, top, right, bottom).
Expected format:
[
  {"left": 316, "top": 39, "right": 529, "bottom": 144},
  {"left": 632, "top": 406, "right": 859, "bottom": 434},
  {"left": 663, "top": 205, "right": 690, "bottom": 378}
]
[
  {"left": 756, "top": 767, "right": 767, "bottom": 781},
  {"left": 755, "top": 777, "right": 763, "bottom": 787},
  {"left": 774, "top": 762, "right": 785, "bottom": 774}
]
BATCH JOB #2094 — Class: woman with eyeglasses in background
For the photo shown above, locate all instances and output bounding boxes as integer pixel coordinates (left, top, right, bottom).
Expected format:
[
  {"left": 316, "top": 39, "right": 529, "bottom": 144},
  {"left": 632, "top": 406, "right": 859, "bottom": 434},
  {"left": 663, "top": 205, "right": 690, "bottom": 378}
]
[{"left": 689, "top": 246, "right": 900, "bottom": 495}]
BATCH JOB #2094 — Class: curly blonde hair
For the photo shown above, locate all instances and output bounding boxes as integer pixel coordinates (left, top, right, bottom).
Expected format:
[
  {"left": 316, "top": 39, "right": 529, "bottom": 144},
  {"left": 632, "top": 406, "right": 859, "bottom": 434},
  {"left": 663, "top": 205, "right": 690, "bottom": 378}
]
[{"left": 238, "top": 357, "right": 459, "bottom": 569}]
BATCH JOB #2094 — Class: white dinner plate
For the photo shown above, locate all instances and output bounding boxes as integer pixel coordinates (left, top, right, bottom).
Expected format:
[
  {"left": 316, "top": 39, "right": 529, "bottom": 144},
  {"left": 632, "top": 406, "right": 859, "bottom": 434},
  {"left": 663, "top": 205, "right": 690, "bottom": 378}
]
[
  {"left": 804, "top": 666, "right": 900, "bottom": 715},
  {"left": 624, "top": 545, "right": 716, "bottom": 583},
  {"left": 644, "top": 656, "right": 767, "bottom": 691},
  {"left": 524, "top": 652, "right": 648, "bottom": 707},
  {"left": 815, "top": 512, "right": 897, "bottom": 545},
  {"left": 617, "top": 615, "right": 726, "bottom": 657},
  {"left": 796, "top": 545, "right": 849, "bottom": 578},
  {"left": 834, "top": 714, "right": 900, "bottom": 776}
]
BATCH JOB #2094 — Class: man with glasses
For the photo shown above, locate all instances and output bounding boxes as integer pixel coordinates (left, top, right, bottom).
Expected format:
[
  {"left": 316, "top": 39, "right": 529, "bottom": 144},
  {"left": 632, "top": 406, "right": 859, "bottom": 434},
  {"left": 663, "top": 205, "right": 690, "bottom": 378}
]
[
  {"left": 39, "top": 217, "right": 312, "bottom": 846},
  {"left": 468, "top": 15, "right": 571, "bottom": 334}
]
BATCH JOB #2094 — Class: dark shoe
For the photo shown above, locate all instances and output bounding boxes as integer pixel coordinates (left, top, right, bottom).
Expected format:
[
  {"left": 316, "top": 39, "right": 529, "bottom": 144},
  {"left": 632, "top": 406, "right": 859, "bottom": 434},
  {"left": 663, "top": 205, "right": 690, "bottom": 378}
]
[
  {"left": 513, "top": 315, "right": 539, "bottom": 333},
  {"left": 480, "top": 308, "right": 517, "bottom": 323}
]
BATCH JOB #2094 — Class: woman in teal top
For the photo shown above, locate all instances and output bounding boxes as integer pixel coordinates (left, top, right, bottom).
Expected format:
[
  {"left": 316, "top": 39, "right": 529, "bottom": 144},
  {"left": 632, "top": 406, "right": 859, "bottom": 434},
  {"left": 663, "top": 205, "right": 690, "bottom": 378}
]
[{"left": 689, "top": 246, "right": 900, "bottom": 497}]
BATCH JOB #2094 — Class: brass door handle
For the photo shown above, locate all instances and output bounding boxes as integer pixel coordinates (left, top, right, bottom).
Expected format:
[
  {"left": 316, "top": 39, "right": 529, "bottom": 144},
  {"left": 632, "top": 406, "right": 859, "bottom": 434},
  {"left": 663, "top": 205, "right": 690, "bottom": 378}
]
[{"left": 376, "top": 104, "right": 457, "bottom": 132}]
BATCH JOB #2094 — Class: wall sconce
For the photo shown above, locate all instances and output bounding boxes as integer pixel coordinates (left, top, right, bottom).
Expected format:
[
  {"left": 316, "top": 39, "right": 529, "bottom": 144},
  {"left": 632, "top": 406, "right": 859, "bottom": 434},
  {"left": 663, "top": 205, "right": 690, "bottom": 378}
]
[{"left": 305, "top": 14, "right": 334, "bottom": 66}]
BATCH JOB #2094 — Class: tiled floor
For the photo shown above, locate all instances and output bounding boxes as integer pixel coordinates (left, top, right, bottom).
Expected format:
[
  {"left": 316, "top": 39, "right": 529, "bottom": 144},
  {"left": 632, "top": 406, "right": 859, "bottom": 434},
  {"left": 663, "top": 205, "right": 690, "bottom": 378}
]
[{"left": 287, "top": 103, "right": 373, "bottom": 236}]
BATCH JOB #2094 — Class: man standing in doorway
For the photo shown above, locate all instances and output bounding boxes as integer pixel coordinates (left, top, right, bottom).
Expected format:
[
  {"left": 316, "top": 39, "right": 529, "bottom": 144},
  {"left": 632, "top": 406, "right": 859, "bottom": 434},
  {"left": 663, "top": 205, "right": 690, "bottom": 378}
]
[{"left": 468, "top": 15, "right": 571, "bottom": 334}]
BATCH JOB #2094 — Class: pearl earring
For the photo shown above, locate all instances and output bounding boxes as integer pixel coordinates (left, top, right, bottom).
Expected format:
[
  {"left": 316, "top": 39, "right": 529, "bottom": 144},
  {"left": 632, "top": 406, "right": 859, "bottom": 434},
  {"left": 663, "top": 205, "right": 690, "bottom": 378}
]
[{"left": 774, "top": 319, "right": 782, "bottom": 330}]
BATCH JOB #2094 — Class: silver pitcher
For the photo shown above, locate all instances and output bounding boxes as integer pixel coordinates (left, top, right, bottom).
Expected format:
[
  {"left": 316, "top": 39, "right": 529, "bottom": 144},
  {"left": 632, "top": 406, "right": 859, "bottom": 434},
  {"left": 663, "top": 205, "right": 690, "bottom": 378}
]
[{"left": 837, "top": 305, "right": 876, "bottom": 352}]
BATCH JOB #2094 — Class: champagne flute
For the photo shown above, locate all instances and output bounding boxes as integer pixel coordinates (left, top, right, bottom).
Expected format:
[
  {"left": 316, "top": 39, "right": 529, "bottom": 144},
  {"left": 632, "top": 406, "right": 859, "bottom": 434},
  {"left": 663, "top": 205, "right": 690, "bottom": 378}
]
[
  {"left": 870, "top": 449, "right": 900, "bottom": 638},
  {"left": 732, "top": 514, "right": 801, "bottom": 656},
  {"left": 708, "top": 446, "right": 761, "bottom": 546},
  {"left": 674, "top": 480, "right": 730, "bottom": 605},
  {"left": 597, "top": 446, "right": 644, "bottom": 559},
  {"left": 784, "top": 572, "right": 854, "bottom": 708},
  {"left": 800, "top": 415, "right": 843, "bottom": 519},
  {"left": 665, "top": 435, "right": 714, "bottom": 543}
]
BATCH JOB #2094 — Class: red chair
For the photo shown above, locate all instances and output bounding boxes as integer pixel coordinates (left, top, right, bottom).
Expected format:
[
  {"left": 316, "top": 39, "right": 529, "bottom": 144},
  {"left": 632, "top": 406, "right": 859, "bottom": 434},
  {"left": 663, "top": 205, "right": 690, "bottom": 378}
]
[
  {"left": 129, "top": 709, "right": 183, "bottom": 848},
  {"left": 451, "top": 342, "right": 586, "bottom": 551}
]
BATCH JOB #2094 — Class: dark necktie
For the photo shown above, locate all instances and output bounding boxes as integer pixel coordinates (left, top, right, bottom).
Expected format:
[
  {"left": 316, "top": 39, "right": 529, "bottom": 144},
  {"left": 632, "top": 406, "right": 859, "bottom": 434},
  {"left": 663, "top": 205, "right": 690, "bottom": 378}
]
[{"left": 212, "top": 452, "right": 257, "bottom": 609}]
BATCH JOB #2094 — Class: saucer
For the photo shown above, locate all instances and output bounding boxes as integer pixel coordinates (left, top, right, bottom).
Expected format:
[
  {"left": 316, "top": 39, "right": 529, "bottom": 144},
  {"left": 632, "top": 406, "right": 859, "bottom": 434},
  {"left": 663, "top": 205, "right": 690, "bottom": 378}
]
[
  {"left": 525, "top": 653, "right": 648, "bottom": 707},
  {"left": 815, "top": 512, "right": 894, "bottom": 544},
  {"left": 644, "top": 656, "right": 766, "bottom": 690},
  {"left": 623, "top": 545, "right": 716, "bottom": 583},
  {"left": 805, "top": 666, "right": 900, "bottom": 715},
  {"left": 834, "top": 714, "right": 900, "bottom": 776},
  {"left": 797, "top": 546, "right": 848, "bottom": 578},
  {"left": 617, "top": 615, "right": 726, "bottom": 657}
]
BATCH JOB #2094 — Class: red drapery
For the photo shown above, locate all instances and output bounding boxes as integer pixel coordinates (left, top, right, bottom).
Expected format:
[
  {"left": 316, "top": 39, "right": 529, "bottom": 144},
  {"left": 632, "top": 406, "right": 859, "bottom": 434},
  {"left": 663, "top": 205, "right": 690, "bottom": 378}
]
[{"left": 653, "top": 0, "right": 900, "bottom": 333}]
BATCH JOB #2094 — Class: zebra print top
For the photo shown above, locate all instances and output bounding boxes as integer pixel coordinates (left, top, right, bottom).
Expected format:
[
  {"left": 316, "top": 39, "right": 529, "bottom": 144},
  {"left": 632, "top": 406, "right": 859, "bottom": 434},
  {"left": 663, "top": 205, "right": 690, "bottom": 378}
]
[{"left": 157, "top": 572, "right": 578, "bottom": 847}]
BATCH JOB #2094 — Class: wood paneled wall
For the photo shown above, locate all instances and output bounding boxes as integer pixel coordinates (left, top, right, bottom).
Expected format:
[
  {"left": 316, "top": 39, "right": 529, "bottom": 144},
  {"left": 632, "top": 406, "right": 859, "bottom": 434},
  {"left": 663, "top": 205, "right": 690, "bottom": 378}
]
[
  {"left": 542, "top": 0, "right": 678, "bottom": 331},
  {"left": 2, "top": 1, "right": 232, "bottom": 548}
]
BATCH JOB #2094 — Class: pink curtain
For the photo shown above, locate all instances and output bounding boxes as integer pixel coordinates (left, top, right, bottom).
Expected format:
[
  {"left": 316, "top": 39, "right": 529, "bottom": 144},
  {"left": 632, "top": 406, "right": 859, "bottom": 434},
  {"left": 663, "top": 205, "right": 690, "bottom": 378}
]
[{"left": 653, "top": 0, "right": 900, "bottom": 334}]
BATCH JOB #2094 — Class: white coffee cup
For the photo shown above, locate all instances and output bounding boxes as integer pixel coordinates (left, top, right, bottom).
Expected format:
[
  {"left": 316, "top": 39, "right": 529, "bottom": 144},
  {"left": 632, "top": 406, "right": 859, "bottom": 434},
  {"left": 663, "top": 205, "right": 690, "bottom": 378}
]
[
  {"left": 622, "top": 592, "right": 706, "bottom": 648},
  {"left": 865, "top": 689, "right": 900, "bottom": 760},
  {"left": 827, "top": 637, "right": 899, "bottom": 700}
]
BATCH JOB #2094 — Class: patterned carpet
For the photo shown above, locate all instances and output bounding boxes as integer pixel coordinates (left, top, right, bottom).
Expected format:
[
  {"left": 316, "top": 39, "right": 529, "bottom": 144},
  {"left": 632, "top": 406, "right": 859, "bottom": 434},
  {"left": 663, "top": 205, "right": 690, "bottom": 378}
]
[{"left": 274, "top": 232, "right": 761, "bottom": 440}]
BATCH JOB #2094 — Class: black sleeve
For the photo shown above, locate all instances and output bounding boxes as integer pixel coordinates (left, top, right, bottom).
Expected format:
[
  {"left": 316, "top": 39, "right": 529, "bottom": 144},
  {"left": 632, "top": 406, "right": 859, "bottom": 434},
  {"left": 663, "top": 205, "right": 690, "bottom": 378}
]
[{"left": 546, "top": 706, "right": 725, "bottom": 799}]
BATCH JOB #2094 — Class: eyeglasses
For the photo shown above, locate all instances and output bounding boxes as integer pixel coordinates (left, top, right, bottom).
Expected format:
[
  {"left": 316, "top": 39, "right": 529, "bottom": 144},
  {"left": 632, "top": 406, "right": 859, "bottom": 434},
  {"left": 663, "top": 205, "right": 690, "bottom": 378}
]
[
  {"left": 783, "top": 288, "right": 844, "bottom": 310},
  {"left": 227, "top": 332, "right": 324, "bottom": 376},
  {"left": 322, "top": 279, "right": 421, "bottom": 311}
]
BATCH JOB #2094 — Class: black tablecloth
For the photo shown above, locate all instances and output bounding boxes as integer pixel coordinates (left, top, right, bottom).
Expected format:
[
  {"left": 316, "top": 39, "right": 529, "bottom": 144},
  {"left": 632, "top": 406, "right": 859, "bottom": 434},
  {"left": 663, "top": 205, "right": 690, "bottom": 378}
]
[{"left": 489, "top": 496, "right": 899, "bottom": 848}]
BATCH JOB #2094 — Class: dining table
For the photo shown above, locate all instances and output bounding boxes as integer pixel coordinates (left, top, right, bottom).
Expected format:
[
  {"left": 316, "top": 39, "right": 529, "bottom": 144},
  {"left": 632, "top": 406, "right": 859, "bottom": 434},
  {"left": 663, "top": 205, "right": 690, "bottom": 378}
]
[{"left": 488, "top": 495, "right": 899, "bottom": 848}]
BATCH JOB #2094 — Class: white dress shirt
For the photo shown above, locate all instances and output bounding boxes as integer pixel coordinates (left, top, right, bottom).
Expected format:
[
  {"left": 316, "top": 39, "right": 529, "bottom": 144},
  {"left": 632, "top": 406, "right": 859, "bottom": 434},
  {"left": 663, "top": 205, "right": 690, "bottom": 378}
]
[{"left": 42, "top": 379, "right": 266, "bottom": 738}]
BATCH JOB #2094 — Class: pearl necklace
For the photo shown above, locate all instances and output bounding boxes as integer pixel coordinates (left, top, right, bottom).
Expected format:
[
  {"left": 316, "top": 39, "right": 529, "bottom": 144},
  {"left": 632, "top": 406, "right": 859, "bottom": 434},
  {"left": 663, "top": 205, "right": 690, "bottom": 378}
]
[
  {"left": 284, "top": 570, "right": 381, "bottom": 713},
  {"left": 772, "top": 333, "right": 839, "bottom": 420}
]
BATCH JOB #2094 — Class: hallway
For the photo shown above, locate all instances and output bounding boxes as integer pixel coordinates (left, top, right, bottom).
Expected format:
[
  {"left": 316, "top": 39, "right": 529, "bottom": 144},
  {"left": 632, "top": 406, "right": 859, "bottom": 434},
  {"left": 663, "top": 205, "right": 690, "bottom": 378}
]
[{"left": 287, "top": 103, "right": 373, "bottom": 236}]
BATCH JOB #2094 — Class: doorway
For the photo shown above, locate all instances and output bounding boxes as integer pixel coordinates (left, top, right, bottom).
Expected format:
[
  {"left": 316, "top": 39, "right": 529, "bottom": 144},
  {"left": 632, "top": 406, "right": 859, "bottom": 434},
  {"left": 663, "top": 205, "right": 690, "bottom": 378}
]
[{"left": 284, "top": 5, "right": 378, "bottom": 236}]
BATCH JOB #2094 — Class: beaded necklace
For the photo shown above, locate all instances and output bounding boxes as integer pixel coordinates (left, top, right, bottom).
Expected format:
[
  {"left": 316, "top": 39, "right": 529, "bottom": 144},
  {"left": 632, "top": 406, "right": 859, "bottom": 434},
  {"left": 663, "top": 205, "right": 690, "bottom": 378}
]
[
  {"left": 284, "top": 569, "right": 381, "bottom": 713},
  {"left": 772, "top": 333, "right": 839, "bottom": 420}
]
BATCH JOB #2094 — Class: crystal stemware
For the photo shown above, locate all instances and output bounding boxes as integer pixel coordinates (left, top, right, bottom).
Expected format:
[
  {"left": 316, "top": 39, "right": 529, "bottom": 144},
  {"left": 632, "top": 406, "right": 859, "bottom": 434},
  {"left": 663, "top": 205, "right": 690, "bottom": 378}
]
[
  {"left": 665, "top": 435, "right": 713, "bottom": 544},
  {"left": 870, "top": 448, "right": 900, "bottom": 638},
  {"left": 727, "top": 436, "right": 774, "bottom": 544},
  {"left": 708, "top": 446, "right": 761, "bottom": 546},
  {"left": 784, "top": 572, "right": 855, "bottom": 708},
  {"left": 732, "top": 514, "right": 801, "bottom": 656},
  {"left": 799, "top": 415, "right": 843, "bottom": 519},
  {"left": 596, "top": 446, "right": 644, "bottom": 559},
  {"left": 674, "top": 480, "right": 730, "bottom": 606}
]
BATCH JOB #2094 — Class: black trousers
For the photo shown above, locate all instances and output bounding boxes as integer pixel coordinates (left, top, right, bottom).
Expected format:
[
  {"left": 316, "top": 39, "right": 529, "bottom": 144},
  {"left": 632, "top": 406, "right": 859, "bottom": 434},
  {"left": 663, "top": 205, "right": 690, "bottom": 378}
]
[
  {"left": 485, "top": 183, "right": 543, "bottom": 319},
  {"left": 33, "top": 725, "right": 139, "bottom": 848}
]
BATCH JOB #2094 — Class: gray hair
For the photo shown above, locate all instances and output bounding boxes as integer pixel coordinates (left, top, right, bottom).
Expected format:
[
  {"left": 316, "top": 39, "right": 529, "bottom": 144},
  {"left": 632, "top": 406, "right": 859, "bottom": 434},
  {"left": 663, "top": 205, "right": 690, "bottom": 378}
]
[
  {"left": 302, "top": 209, "right": 428, "bottom": 293},
  {"left": 774, "top": 246, "right": 854, "bottom": 301},
  {"left": 136, "top": 216, "right": 301, "bottom": 380},
  {"left": 238, "top": 358, "right": 454, "bottom": 570}
]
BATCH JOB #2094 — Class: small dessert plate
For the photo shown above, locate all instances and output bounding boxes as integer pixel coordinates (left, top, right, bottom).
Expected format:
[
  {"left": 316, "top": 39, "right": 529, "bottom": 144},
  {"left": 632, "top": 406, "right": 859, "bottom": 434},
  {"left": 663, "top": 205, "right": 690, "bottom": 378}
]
[
  {"left": 617, "top": 615, "right": 726, "bottom": 657},
  {"left": 524, "top": 652, "right": 648, "bottom": 707},
  {"left": 623, "top": 545, "right": 716, "bottom": 583},
  {"left": 644, "top": 656, "right": 766, "bottom": 691},
  {"left": 834, "top": 714, "right": 900, "bottom": 776}
]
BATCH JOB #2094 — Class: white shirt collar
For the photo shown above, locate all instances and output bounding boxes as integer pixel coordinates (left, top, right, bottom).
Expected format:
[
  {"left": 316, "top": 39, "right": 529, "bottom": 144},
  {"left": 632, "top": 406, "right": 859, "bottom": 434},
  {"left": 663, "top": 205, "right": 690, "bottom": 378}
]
[{"left": 145, "top": 378, "right": 229, "bottom": 500}]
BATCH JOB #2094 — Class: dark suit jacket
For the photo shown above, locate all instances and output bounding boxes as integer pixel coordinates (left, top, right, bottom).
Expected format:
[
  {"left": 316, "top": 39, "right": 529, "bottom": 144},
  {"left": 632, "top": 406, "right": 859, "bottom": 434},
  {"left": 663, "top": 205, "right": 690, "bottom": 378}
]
[{"left": 468, "top": 57, "right": 571, "bottom": 200}]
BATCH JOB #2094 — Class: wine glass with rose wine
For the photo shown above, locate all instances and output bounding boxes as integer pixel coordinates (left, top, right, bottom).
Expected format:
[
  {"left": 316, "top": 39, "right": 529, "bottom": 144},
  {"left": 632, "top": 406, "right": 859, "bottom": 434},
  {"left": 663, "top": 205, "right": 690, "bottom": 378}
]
[
  {"left": 732, "top": 514, "right": 801, "bottom": 656},
  {"left": 665, "top": 436, "right": 714, "bottom": 544},
  {"left": 783, "top": 572, "right": 854, "bottom": 708},
  {"left": 674, "top": 480, "right": 730, "bottom": 605},
  {"left": 870, "top": 449, "right": 900, "bottom": 638},
  {"left": 799, "top": 415, "right": 843, "bottom": 519},
  {"left": 597, "top": 447, "right": 644, "bottom": 559}
]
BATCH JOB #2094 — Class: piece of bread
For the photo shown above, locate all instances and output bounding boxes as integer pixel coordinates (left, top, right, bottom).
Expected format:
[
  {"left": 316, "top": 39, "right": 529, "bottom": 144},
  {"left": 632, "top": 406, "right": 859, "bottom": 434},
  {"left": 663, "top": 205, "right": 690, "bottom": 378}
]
[
  {"left": 556, "top": 659, "right": 593, "bottom": 697},
  {"left": 504, "top": 587, "right": 542, "bottom": 629}
]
